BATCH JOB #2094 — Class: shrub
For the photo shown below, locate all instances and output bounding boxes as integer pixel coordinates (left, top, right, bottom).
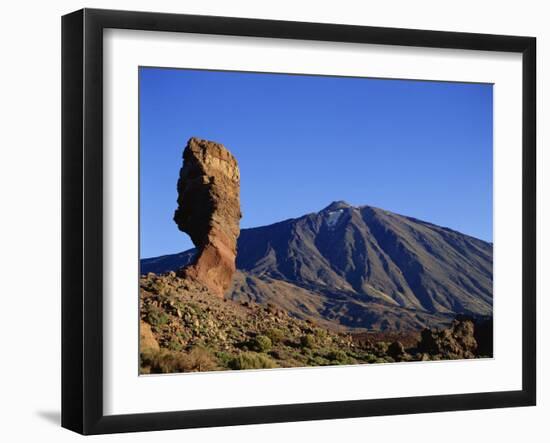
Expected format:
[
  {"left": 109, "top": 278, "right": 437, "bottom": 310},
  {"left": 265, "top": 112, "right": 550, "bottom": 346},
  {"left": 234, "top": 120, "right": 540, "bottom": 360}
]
[
  {"left": 265, "top": 328, "right": 285, "bottom": 345},
  {"left": 250, "top": 335, "right": 272, "bottom": 353},
  {"left": 326, "top": 349, "right": 356, "bottom": 365},
  {"left": 140, "top": 349, "right": 187, "bottom": 373},
  {"left": 327, "top": 349, "right": 347, "bottom": 362},
  {"left": 145, "top": 305, "right": 170, "bottom": 328},
  {"left": 308, "top": 355, "right": 331, "bottom": 366},
  {"left": 365, "top": 353, "right": 379, "bottom": 364},
  {"left": 167, "top": 338, "right": 183, "bottom": 352},
  {"left": 186, "top": 347, "right": 218, "bottom": 371},
  {"left": 140, "top": 346, "right": 218, "bottom": 374},
  {"left": 215, "top": 351, "right": 234, "bottom": 368},
  {"left": 314, "top": 327, "right": 329, "bottom": 343},
  {"left": 374, "top": 341, "right": 389, "bottom": 355},
  {"left": 175, "top": 330, "right": 190, "bottom": 342},
  {"left": 300, "top": 334, "right": 316, "bottom": 349},
  {"left": 186, "top": 302, "right": 200, "bottom": 314},
  {"left": 152, "top": 279, "right": 170, "bottom": 295},
  {"left": 229, "top": 352, "right": 277, "bottom": 370}
]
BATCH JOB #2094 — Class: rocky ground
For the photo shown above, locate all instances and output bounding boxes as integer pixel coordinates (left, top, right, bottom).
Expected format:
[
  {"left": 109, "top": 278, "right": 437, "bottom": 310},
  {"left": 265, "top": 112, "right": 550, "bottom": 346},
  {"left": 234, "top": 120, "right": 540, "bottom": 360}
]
[{"left": 139, "top": 272, "right": 492, "bottom": 374}]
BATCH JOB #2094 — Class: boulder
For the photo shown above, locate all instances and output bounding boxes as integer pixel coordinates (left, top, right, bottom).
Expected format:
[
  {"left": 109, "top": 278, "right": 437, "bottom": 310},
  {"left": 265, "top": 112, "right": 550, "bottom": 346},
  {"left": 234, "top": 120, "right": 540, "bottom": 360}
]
[
  {"left": 417, "top": 317, "right": 478, "bottom": 359},
  {"left": 140, "top": 320, "right": 160, "bottom": 352},
  {"left": 387, "top": 341, "right": 406, "bottom": 359}
]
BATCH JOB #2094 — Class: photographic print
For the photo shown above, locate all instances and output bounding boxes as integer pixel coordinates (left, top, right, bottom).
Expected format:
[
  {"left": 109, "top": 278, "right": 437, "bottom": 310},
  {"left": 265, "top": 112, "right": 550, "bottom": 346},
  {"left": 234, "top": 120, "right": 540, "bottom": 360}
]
[
  {"left": 61, "top": 10, "right": 536, "bottom": 433},
  {"left": 138, "top": 67, "right": 494, "bottom": 374}
]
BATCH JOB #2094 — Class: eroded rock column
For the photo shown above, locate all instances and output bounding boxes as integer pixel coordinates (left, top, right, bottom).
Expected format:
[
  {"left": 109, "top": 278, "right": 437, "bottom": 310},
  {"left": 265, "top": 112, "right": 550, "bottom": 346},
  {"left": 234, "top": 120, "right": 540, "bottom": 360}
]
[{"left": 174, "top": 137, "right": 241, "bottom": 297}]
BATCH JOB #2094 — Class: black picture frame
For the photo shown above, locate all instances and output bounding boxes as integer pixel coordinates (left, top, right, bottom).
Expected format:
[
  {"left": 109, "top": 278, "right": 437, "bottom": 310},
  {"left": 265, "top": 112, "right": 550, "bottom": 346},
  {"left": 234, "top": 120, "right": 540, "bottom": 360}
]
[{"left": 61, "top": 8, "right": 536, "bottom": 435}]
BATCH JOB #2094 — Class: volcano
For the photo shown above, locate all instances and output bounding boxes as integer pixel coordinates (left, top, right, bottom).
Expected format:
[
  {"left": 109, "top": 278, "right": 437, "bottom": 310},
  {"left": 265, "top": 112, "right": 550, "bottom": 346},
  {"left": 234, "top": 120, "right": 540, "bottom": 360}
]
[{"left": 141, "top": 202, "right": 492, "bottom": 332}]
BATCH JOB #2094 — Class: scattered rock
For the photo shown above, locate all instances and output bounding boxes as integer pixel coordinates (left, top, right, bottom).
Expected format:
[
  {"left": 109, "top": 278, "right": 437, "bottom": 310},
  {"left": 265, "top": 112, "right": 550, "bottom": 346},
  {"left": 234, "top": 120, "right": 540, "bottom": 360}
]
[
  {"left": 140, "top": 272, "right": 490, "bottom": 373},
  {"left": 417, "top": 317, "right": 478, "bottom": 359},
  {"left": 139, "top": 272, "right": 377, "bottom": 373},
  {"left": 387, "top": 341, "right": 406, "bottom": 360}
]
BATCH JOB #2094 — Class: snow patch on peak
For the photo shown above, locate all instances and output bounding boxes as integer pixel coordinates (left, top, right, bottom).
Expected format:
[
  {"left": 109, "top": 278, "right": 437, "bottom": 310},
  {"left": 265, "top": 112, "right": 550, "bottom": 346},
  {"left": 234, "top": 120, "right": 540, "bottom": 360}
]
[
  {"left": 326, "top": 209, "right": 344, "bottom": 228},
  {"left": 323, "top": 200, "right": 352, "bottom": 212}
]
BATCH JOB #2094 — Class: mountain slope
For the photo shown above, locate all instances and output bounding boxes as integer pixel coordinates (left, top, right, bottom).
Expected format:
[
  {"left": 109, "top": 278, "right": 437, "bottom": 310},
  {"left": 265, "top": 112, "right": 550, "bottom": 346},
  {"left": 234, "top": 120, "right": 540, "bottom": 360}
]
[{"left": 141, "top": 201, "right": 492, "bottom": 331}]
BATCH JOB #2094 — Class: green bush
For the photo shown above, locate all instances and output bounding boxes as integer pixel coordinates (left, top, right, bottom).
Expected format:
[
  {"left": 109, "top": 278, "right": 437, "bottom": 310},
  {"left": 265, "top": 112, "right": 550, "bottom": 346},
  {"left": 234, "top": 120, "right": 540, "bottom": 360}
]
[
  {"left": 145, "top": 305, "right": 170, "bottom": 327},
  {"left": 265, "top": 328, "right": 285, "bottom": 345},
  {"left": 308, "top": 355, "right": 331, "bottom": 366},
  {"left": 215, "top": 351, "right": 234, "bottom": 368},
  {"left": 300, "top": 334, "right": 316, "bottom": 349},
  {"left": 166, "top": 338, "right": 183, "bottom": 352},
  {"left": 314, "top": 328, "right": 329, "bottom": 344},
  {"left": 374, "top": 341, "right": 389, "bottom": 355},
  {"left": 327, "top": 349, "right": 347, "bottom": 362},
  {"left": 326, "top": 349, "right": 357, "bottom": 365},
  {"left": 229, "top": 352, "right": 277, "bottom": 370},
  {"left": 250, "top": 335, "right": 272, "bottom": 353},
  {"left": 365, "top": 353, "right": 379, "bottom": 363}
]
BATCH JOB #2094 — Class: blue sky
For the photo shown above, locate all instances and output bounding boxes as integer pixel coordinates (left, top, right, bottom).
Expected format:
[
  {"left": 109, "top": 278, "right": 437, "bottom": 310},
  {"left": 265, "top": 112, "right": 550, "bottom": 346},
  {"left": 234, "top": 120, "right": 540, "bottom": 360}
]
[{"left": 140, "top": 67, "right": 493, "bottom": 258}]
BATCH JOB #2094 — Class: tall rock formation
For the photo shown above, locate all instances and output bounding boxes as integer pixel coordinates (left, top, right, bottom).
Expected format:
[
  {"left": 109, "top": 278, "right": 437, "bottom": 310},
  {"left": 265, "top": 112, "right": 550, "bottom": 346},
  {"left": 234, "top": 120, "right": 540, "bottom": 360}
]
[{"left": 173, "top": 137, "right": 241, "bottom": 296}]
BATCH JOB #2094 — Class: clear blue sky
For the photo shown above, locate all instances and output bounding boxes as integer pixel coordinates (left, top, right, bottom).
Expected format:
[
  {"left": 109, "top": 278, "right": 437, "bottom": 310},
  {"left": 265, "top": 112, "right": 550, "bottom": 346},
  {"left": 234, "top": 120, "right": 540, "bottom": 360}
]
[{"left": 140, "top": 67, "right": 493, "bottom": 258}]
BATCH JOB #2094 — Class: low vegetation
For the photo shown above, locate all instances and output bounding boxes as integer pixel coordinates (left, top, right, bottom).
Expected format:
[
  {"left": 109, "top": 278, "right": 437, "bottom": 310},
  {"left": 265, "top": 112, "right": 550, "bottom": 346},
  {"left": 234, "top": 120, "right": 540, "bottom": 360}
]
[{"left": 139, "top": 273, "right": 488, "bottom": 374}]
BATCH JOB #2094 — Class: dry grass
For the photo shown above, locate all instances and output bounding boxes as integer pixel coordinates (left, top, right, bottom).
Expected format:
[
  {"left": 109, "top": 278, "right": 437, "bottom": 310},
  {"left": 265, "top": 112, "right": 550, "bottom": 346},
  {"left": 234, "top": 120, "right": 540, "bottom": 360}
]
[{"left": 140, "top": 346, "right": 218, "bottom": 374}]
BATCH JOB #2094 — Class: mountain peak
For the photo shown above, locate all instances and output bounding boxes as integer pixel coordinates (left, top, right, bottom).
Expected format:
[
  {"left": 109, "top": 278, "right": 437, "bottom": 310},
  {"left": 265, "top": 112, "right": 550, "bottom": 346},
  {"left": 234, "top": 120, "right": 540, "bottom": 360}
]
[
  {"left": 322, "top": 200, "right": 353, "bottom": 212},
  {"left": 142, "top": 201, "right": 493, "bottom": 331}
]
